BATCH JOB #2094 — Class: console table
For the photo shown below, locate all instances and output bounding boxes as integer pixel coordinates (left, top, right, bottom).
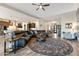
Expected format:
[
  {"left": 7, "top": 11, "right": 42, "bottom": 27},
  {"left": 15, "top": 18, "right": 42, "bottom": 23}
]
[{"left": 4, "top": 33, "right": 26, "bottom": 55}]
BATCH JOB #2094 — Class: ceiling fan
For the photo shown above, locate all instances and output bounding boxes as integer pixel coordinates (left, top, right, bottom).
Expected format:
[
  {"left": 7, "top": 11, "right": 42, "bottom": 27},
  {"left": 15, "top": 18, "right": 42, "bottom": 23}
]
[{"left": 32, "top": 3, "right": 50, "bottom": 11}]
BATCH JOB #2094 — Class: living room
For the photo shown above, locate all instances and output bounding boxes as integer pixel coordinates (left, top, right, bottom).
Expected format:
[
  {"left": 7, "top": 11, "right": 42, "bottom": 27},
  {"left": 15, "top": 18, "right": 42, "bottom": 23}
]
[{"left": 0, "top": 3, "right": 79, "bottom": 56}]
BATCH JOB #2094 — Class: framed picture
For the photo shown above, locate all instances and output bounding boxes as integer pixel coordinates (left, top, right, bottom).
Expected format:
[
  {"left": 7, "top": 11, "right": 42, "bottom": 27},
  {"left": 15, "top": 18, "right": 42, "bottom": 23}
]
[
  {"left": 17, "top": 23, "right": 22, "bottom": 28},
  {"left": 65, "top": 23, "right": 72, "bottom": 28}
]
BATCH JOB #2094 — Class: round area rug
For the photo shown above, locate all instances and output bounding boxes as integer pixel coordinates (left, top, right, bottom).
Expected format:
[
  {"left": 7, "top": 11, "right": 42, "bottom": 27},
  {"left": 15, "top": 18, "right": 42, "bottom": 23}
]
[{"left": 29, "top": 38, "right": 73, "bottom": 56}]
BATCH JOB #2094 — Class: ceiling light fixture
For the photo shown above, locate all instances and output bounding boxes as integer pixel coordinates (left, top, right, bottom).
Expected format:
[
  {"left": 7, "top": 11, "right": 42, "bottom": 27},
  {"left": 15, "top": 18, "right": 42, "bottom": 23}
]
[{"left": 32, "top": 3, "right": 50, "bottom": 11}]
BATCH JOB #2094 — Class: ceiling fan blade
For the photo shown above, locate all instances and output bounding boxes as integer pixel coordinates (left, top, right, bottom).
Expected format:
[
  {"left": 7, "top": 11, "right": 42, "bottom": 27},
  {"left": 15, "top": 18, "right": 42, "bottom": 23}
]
[
  {"left": 40, "top": 3, "right": 42, "bottom": 5},
  {"left": 32, "top": 3, "right": 40, "bottom": 6},
  {"left": 42, "top": 8, "right": 45, "bottom": 11},
  {"left": 43, "top": 4, "right": 50, "bottom": 6},
  {"left": 32, "top": 3, "right": 37, "bottom": 5},
  {"left": 36, "top": 8, "right": 39, "bottom": 11}
]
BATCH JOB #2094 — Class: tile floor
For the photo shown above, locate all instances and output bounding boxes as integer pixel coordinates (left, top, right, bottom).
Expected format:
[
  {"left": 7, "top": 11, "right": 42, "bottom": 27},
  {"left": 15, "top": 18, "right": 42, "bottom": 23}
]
[
  {"left": 0, "top": 37, "right": 4, "bottom": 56},
  {"left": 0, "top": 36, "right": 79, "bottom": 56}
]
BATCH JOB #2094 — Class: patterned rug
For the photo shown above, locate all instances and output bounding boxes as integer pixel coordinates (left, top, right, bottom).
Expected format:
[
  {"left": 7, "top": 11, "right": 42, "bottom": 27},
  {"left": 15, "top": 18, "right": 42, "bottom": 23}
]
[{"left": 29, "top": 38, "right": 73, "bottom": 56}]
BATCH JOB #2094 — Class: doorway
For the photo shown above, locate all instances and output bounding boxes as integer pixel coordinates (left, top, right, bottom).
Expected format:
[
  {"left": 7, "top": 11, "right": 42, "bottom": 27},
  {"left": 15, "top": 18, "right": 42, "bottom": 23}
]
[
  {"left": 51, "top": 23, "right": 61, "bottom": 37},
  {"left": 24, "top": 24, "right": 26, "bottom": 30}
]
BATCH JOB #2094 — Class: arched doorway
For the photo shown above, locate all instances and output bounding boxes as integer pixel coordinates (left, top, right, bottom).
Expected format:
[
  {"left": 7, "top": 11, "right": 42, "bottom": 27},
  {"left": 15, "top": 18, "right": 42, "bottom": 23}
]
[
  {"left": 51, "top": 23, "right": 61, "bottom": 37},
  {"left": 27, "top": 23, "right": 36, "bottom": 30}
]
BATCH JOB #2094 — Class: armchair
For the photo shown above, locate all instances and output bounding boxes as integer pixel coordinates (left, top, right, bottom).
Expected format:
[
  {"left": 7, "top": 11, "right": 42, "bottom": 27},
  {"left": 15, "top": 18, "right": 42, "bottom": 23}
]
[{"left": 63, "top": 32, "right": 76, "bottom": 40}]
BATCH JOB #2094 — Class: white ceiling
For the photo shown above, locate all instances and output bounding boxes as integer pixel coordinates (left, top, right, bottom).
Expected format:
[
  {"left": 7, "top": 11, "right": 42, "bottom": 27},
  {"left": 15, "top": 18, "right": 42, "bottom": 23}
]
[{"left": 1, "top": 3, "right": 79, "bottom": 20}]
